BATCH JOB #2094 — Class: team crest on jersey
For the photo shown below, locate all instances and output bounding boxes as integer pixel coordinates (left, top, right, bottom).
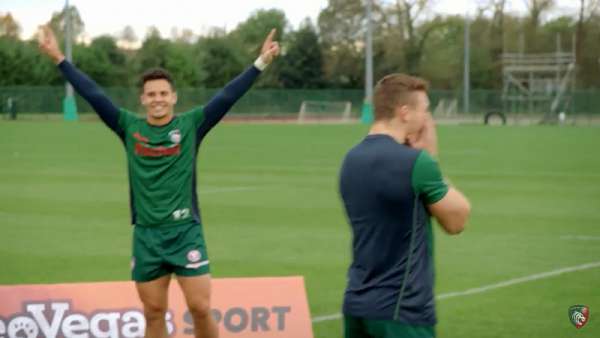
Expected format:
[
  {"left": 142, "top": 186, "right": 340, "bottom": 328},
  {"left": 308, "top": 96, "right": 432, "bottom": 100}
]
[
  {"left": 187, "top": 250, "right": 201, "bottom": 263},
  {"left": 169, "top": 129, "right": 182, "bottom": 144}
]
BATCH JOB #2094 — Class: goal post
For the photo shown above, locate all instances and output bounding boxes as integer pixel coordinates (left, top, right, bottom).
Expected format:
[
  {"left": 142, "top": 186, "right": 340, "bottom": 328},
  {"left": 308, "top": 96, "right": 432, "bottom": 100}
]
[{"left": 298, "top": 100, "right": 353, "bottom": 123}]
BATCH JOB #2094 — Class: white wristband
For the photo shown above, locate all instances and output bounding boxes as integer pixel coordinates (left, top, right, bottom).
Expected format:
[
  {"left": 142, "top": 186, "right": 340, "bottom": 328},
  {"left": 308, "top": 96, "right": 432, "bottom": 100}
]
[{"left": 254, "top": 56, "right": 269, "bottom": 71}]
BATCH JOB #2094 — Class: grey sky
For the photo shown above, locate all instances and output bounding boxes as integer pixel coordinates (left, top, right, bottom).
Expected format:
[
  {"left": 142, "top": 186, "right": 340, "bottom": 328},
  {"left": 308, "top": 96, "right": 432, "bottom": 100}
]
[{"left": 0, "top": 0, "right": 581, "bottom": 41}]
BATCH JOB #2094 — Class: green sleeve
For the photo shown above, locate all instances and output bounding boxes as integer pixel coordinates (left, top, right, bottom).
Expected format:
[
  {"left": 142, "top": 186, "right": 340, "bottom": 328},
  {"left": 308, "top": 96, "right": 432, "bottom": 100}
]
[{"left": 411, "top": 151, "right": 449, "bottom": 204}]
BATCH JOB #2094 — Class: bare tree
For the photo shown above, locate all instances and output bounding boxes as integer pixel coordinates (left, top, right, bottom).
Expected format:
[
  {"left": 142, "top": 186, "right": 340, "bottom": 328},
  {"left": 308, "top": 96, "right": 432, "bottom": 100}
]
[
  {"left": 179, "top": 29, "right": 196, "bottom": 44},
  {"left": 386, "top": 0, "right": 442, "bottom": 74},
  {"left": 523, "top": 0, "right": 554, "bottom": 27},
  {"left": 170, "top": 27, "right": 195, "bottom": 44},
  {"left": 118, "top": 25, "right": 137, "bottom": 49},
  {"left": 145, "top": 26, "right": 161, "bottom": 40},
  {"left": 0, "top": 12, "right": 21, "bottom": 38},
  {"left": 576, "top": 0, "right": 599, "bottom": 65},
  {"left": 46, "top": 5, "right": 85, "bottom": 42},
  {"left": 489, "top": 0, "right": 507, "bottom": 82},
  {"left": 522, "top": 0, "right": 554, "bottom": 51}
]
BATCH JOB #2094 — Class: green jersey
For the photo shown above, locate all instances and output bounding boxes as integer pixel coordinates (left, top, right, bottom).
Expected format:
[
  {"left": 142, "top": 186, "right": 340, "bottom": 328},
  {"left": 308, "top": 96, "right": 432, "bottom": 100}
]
[
  {"left": 119, "top": 108, "right": 204, "bottom": 227},
  {"left": 57, "top": 60, "right": 262, "bottom": 228}
]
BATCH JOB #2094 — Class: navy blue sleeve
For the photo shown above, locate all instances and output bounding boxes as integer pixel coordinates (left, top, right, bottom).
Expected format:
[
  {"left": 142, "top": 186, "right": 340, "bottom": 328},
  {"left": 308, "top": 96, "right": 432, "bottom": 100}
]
[
  {"left": 57, "top": 60, "right": 124, "bottom": 139},
  {"left": 197, "top": 65, "right": 261, "bottom": 139}
]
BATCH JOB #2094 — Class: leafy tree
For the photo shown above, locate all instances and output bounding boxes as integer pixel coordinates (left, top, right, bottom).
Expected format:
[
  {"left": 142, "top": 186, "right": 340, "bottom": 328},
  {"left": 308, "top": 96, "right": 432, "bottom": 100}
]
[
  {"left": 279, "top": 19, "right": 324, "bottom": 88},
  {"left": 318, "top": 0, "right": 368, "bottom": 87},
  {"left": 229, "top": 9, "right": 288, "bottom": 88},
  {"left": 73, "top": 36, "right": 128, "bottom": 86},
  {"left": 196, "top": 34, "right": 245, "bottom": 88}
]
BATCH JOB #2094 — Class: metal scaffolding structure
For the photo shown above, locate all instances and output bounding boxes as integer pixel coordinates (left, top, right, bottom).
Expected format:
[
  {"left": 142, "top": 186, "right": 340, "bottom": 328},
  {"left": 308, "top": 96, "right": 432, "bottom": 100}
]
[{"left": 501, "top": 35, "right": 576, "bottom": 123}]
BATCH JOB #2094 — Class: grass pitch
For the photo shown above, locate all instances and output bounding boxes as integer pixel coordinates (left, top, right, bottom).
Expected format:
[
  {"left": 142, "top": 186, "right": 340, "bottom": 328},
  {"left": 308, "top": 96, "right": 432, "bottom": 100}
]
[{"left": 1, "top": 121, "right": 599, "bottom": 337}]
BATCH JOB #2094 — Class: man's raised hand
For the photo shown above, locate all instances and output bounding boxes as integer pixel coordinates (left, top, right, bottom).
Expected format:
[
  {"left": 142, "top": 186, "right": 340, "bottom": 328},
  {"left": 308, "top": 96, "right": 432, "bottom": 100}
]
[
  {"left": 258, "top": 28, "right": 280, "bottom": 66},
  {"left": 37, "top": 25, "right": 64, "bottom": 64}
]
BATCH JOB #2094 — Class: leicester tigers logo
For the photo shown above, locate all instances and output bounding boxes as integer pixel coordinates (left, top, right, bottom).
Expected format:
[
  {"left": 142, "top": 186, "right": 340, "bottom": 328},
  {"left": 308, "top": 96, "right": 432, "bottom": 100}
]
[
  {"left": 169, "top": 129, "right": 181, "bottom": 144},
  {"left": 569, "top": 305, "right": 590, "bottom": 329}
]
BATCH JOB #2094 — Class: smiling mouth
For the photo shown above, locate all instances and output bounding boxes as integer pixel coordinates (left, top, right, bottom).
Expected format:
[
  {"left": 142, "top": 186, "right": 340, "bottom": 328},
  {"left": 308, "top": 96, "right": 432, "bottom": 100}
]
[{"left": 150, "top": 107, "right": 169, "bottom": 116}]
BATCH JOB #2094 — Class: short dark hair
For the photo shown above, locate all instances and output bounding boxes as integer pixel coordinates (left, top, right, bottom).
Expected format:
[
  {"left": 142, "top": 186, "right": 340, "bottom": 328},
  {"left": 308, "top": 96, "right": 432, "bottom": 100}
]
[
  {"left": 139, "top": 68, "right": 175, "bottom": 91},
  {"left": 373, "top": 73, "right": 429, "bottom": 121}
]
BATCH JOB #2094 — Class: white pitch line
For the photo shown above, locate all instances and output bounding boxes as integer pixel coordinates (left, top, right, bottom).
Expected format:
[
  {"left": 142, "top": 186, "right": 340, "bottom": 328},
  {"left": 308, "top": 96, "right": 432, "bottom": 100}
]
[
  {"left": 312, "top": 261, "right": 600, "bottom": 324},
  {"left": 312, "top": 313, "right": 344, "bottom": 323},
  {"left": 200, "top": 187, "right": 257, "bottom": 194},
  {"left": 561, "top": 235, "right": 600, "bottom": 241}
]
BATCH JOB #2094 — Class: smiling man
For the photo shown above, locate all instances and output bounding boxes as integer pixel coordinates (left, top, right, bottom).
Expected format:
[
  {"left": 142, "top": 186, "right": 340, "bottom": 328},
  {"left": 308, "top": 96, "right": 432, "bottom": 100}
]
[{"left": 38, "top": 25, "right": 279, "bottom": 338}]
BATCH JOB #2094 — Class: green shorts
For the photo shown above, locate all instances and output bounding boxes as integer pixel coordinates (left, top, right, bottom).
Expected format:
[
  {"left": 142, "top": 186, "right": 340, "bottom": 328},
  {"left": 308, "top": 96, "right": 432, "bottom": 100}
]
[
  {"left": 344, "top": 316, "right": 435, "bottom": 338},
  {"left": 132, "top": 222, "right": 210, "bottom": 282}
]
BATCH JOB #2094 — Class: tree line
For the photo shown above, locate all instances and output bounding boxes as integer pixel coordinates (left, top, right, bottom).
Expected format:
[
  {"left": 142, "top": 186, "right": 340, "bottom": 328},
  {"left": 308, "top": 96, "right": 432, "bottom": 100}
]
[{"left": 0, "top": 0, "right": 599, "bottom": 89}]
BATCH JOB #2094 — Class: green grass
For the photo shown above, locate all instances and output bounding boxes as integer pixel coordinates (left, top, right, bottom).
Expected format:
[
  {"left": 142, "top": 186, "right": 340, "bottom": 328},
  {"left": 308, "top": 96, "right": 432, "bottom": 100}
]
[{"left": 1, "top": 121, "right": 599, "bottom": 337}]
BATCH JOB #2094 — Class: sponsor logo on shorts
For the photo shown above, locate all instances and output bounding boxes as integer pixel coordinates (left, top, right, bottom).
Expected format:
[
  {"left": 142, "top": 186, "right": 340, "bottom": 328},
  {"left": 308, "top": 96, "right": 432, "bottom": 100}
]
[
  {"left": 131, "top": 257, "right": 135, "bottom": 270},
  {"left": 185, "top": 250, "right": 207, "bottom": 269},
  {"left": 187, "top": 250, "right": 201, "bottom": 263}
]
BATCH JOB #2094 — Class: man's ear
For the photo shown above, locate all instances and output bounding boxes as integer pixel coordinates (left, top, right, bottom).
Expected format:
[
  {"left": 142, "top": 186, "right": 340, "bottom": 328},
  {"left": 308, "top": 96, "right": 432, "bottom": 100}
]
[
  {"left": 395, "top": 104, "right": 410, "bottom": 122},
  {"left": 172, "top": 92, "right": 178, "bottom": 105}
]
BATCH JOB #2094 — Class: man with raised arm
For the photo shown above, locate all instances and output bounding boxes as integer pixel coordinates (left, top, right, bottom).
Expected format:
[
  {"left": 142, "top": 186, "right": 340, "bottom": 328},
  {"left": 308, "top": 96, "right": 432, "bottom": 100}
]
[{"left": 38, "top": 25, "right": 280, "bottom": 338}]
